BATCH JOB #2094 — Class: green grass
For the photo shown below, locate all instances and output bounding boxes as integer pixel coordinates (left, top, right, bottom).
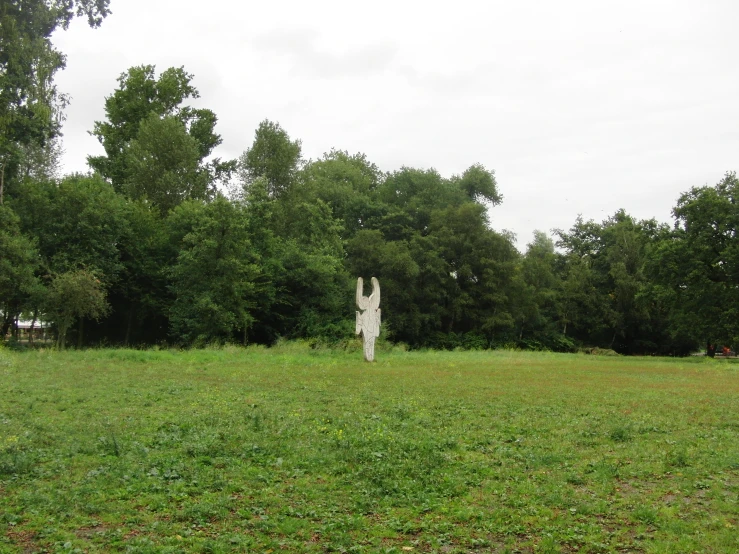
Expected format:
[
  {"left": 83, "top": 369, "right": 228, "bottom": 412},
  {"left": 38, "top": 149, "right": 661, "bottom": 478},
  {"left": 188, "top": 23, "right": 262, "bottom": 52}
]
[{"left": 1, "top": 344, "right": 738, "bottom": 553}]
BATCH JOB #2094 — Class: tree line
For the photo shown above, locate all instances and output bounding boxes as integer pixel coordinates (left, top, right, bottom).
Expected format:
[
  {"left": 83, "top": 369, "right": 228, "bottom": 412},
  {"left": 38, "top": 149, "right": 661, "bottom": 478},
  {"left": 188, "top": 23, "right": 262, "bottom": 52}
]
[{"left": 1, "top": 2, "right": 737, "bottom": 353}]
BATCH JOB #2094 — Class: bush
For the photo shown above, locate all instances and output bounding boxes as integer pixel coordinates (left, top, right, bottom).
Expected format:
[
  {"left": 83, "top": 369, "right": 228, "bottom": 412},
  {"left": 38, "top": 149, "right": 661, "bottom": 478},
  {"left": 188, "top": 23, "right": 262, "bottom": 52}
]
[
  {"left": 461, "top": 332, "right": 488, "bottom": 350},
  {"left": 584, "top": 347, "right": 620, "bottom": 356}
]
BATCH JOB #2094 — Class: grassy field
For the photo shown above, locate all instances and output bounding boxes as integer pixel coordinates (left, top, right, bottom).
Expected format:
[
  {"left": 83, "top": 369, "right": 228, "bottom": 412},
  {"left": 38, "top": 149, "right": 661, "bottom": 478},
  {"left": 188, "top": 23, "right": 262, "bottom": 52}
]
[{"left": 0, "top": 345, "right": 738, "bottom": 553}]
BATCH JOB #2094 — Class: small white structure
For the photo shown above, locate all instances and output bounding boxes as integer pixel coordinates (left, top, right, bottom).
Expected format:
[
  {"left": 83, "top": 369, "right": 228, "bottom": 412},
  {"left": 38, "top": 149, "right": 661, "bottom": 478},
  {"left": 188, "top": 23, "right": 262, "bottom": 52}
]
[
  {"left": 3, "top": 318, "right": 50, "bottom": 342},
  {"left": 355, "top": 277, "right": 381, "bottom": 362}
]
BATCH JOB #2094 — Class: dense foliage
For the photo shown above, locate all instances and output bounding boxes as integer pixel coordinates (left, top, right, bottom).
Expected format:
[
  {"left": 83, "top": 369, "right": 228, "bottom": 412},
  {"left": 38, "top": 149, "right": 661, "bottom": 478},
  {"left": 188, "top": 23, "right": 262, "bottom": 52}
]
[
  {"left": 0, "top": 15, "right": 737, "bottom": 353},
  {"left": 0, "top": 0, "right": 110, "bottom": 203}
]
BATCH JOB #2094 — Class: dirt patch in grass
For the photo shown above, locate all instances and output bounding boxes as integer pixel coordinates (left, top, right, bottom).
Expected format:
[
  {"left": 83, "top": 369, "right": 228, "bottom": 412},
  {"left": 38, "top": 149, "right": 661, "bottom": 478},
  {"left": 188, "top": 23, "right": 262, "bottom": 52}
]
[{"left": 5, "top": 529, "right": 38, "bottom": 553}]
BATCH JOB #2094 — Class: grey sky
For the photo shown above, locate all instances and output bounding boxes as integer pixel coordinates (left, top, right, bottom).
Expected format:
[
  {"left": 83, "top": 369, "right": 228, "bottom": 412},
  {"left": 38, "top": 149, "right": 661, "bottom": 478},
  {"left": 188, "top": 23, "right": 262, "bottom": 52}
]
[{"left": 53, "top": 0, "right": 739, "bottom": 250}]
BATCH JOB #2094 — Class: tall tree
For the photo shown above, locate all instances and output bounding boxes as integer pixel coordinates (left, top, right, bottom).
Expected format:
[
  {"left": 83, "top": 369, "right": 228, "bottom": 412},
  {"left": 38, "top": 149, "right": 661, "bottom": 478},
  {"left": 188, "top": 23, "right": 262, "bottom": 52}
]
[
  {"left": 298, "top": 150, "right": 384, "bottom": 237},
  {"left": 377, "top": 167, "right": 463, "bottom": 233},
  {"left": 104, "top": 200, "right": 170, "bottom": 345},
  {"left": 451, "top": 163, "right": 502, "bottom": 206},
  {"left": 17, "top": 135, "right": 64, "bottom": 181},
  {"left": 239, "top": 120, "right": 302, "bottom": 200},
  {"left": 647, "top": 172, "right": 739, "bottom": 352},
  {"left": 429, "top": 203, "right": 520, "bottom": 346},
  {"left": 242, "top": 174, "right": 351, "bottom": 344},
  {"left": 122, "top": 114, "right": 210, "bottom": 212},
  {"left": 0, "top": 0, "right": 110, "bottom": 203},
  {"left": 346, "top": 163, "right": 511, "bottom": 349},
  {"left": 44, "top": 268, "right": 109, "bottom": 349},
  {"left": 12, "top": 173, "right": 127, "bottom": 282},
  {"left": 89, "top": 65, "right": 232, "bottom": 212},
  {"left": 518, "top": 231, "right": 565, "bottom": 349},
  {"left": 0, "top": 205, "right": 39, "bottom": 338},
  {"left": 9, "top": 174, "right": 128, "bottom": 345},
  {"left": 168, "top": 197, "right": 260, "bottom": 345},
  {"left": 556, "top": 211, "right": 672, "bottom": 353}
]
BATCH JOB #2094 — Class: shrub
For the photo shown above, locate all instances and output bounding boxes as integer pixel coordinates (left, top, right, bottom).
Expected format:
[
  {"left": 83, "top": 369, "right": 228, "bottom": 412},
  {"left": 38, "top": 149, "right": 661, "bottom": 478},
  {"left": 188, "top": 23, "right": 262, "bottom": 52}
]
[{"left": 585, "top": 347, "right": 620, "bottom": 356}]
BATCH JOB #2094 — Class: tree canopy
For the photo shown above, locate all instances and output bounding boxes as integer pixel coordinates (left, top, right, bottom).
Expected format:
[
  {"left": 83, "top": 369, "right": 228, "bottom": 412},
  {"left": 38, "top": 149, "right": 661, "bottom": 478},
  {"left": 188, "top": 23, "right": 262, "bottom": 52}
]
[
  {"left": 0, "top": 0, "right": 110, "bottom": 203},
  {"left": 1, "top": 7, "right": 737, "bottom": 353},
  {"left": 89, "top": 65, "right": 233, "bottom": 212}
]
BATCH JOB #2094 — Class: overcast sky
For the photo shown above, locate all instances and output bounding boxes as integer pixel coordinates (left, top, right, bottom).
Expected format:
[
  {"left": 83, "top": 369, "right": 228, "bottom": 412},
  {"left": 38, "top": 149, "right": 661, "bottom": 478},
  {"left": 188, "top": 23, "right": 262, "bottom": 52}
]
[{"left": 52, "top": 0, "right": 739, "bottom": 250}]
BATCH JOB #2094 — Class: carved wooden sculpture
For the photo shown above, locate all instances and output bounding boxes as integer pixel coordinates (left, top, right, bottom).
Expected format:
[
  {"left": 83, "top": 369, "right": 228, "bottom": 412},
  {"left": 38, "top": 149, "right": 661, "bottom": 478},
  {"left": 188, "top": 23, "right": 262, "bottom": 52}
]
[{"left": 356, "top": 277, "right": 381, "bottom": 362}]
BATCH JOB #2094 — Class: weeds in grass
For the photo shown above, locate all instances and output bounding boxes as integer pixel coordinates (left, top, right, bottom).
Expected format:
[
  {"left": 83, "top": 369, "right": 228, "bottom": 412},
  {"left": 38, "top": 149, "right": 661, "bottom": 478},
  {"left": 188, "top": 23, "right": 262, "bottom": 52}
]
[
  {"left": 609, "top": 425, "right": 632, "bottom": 442},
  {"left": 666, "top": 446, "right": 691, "bottom": 469},
  {"left": 98, "top": 432, "right": 121, "bottom": 457},
  {"left": 633, "top": 505, "right": 659, "bottom": 526}
]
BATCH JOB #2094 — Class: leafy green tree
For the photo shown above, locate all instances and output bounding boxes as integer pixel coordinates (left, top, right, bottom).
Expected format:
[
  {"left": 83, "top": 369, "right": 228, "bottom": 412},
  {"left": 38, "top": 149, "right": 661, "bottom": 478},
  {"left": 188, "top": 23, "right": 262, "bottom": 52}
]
[
  {"left": 452, "top": 163, "right": 502, "bottom": 205},
  {"left": 375, "top": 164, "right": 501, "bottom": 234},
  {"left": 45, "top": 268, "right": 109, "bottom": 349},
  {"left": 17, "top": 135, "right": 63, "bottom": 181},
  {"left": 11, "top": 174, "right": 127, "bottom": 282},
  {"left": 556, "top": 211, "right": 672, "bottom": 353},
  {"left": 347, "top": 196, "right": 518, "bottom": 349},
  {"left": 429, "top": 203, "right": 520, "bottom": 346},
  {"left": 270, "top": 236, "right": 350, "bottom": 342},
  {"left": 234, "top": 177, "right": 281, "bottom": 343},
  {"left": 518, "top": 231, "right": 566, "bottom": 349},
  {"left": 107, "top": 200, "right": 170, "bottom": 345},
  {"left": 239, "top": 120, "right": 302, "bottom": 200},
  {"left": 245, "top": 179, "right": 350, "bottom": 344},
  {"left": 555, "top": 216, "right": 613, "bottom": 343},
  {"left": 0, "top": 0, "right": 110, "bottom": 203},
  {"left": 298, "top": 150, "right": 384, "bottom": 237},
  {"left": 599, "top": 212, "right": 658, "bottom": 352},
  {"left": 9, "top": 174, "right": 128, "bottom": 345},
  {"left": 647, "top": 172, "right": 739, "bottom": 352},
  {"left": 0, "top": 205, "right": 39, "bottom": 337},
  {"left": 236, "top": 128, "right": 354, "bottom": 343},
  {"left": 89, "top": 65, "right": 232, "bottom": 211},
  {"left": 168, "top": 197, "right": 260, "bottom": 345},
  {"left": 555, "top": 252, "right": 603, "bottom": 340},
  {"left": 377, "top": 168, "right": 463, "bottom": 233},
  {"left": 123, "top": 114, "right": 210, "bottom": 212}
]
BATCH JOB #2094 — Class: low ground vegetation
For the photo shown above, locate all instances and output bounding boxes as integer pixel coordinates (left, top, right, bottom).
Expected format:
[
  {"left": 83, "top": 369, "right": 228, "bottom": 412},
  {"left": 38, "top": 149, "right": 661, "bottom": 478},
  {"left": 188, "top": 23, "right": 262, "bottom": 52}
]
[{"left": 1, "top": 346, "right": 738, "bottom": 552}]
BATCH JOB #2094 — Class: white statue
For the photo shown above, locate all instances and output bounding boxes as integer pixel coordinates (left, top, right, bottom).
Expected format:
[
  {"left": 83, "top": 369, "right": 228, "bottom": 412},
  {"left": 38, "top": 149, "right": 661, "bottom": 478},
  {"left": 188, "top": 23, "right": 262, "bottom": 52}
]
[{"left": 356, "top": 277, "right": 381, "bottom": 362}]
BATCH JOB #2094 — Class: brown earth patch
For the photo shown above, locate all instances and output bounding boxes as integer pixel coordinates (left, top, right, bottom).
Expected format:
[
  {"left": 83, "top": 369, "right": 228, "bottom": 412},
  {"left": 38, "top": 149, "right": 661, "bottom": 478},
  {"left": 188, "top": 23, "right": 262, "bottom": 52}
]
[
  {"left": 75, "top": 524, "right": 108, "bottom": 539},
  {"left": 6, "top": 529, "right": 38, "bottom": 554}
]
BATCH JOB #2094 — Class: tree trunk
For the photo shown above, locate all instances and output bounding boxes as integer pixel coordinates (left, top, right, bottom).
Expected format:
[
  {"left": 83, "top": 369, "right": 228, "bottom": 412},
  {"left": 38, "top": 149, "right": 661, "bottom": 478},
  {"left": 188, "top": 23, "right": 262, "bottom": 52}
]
[
  {"left": 77, "top": 318, "right": 84, "bottom": 349},
  {"left": 29, "top": 310, "right": 37, "bottom": 346},
  {"left": 0, "top": 162, "right": 4, "bottom": 206},
  {"left": 489, "top": 307, "right": 497, "bottom": 346},
  {"left": 124, "top": 307, "right": 134, "bottom": 346},
  {"left": 609, "top": 330, "right": 617, "bottom": 350}
]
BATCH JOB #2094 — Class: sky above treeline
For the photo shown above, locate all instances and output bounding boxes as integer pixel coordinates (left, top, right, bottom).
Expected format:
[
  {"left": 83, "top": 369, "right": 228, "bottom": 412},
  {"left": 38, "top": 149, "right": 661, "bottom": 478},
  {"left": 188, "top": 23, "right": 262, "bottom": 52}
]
[{"left": 52, "top": 0, "right": 739, "bottom": 250}]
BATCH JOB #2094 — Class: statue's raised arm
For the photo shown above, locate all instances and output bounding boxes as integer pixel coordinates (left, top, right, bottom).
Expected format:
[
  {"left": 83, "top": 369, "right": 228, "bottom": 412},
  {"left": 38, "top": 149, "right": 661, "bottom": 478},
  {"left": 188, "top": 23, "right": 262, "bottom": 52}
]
[
  {"left": 369, "top": 277, "right": 380, "bottom": 312},
  {"left": 356, "top": 277, "right": 369, "bottom": 310}
]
